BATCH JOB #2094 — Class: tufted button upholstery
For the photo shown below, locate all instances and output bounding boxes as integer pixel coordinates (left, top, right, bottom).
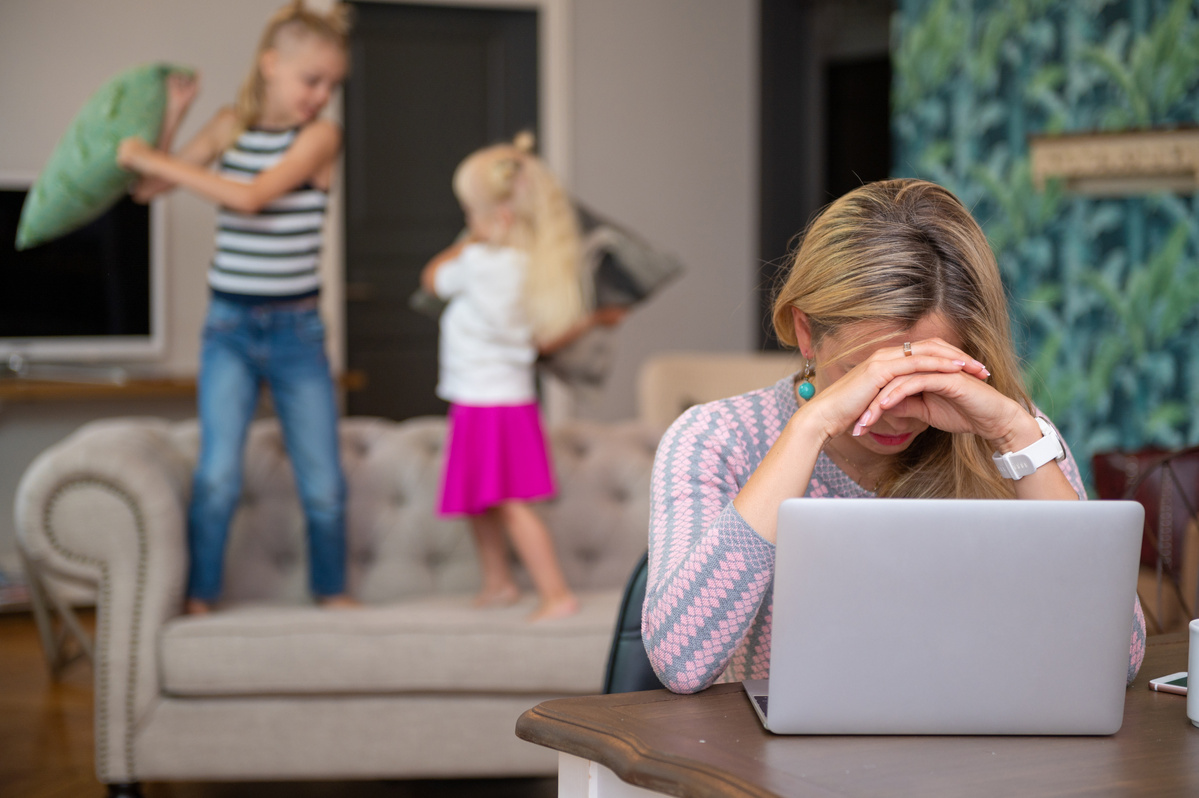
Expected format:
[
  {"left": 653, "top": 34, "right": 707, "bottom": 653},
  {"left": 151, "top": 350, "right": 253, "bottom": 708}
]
[
  {"left": 171, "top": 415, "right": 666, "bottom": 605},
  {"left": 539, "top": 420, "right": 659, "bottom": 591}
]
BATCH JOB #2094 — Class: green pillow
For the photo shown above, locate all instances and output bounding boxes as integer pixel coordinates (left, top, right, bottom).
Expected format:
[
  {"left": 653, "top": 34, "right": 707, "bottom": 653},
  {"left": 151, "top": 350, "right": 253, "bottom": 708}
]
[{"left": 16, "top": 62, "right": 192, "bottom": 250}]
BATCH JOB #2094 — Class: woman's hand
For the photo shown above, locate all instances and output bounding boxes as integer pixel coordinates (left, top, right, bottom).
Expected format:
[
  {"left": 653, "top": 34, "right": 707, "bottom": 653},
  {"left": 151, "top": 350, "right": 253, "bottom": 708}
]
[
  {"left": 852, "top": 338, "right": 1078, "bottom": 500},
  {"left": 851, "top": 338, "right": 1031, "bottom": 448},
  {"left": 801, "top": 337, "right": 990, "bottom": 446}
]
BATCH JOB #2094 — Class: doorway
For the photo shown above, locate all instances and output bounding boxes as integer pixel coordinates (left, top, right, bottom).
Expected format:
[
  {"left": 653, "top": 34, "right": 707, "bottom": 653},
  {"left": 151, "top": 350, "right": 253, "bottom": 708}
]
[
  {"left": 343, "top": 2, "right": 538, "bottom": 419},
  {"left": 757, "top": 0, "right": 893, "bottom": 349}
]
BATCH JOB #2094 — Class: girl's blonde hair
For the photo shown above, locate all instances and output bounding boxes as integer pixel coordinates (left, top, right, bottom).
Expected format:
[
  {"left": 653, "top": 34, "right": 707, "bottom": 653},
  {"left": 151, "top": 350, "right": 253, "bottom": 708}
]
[
  {"left": 772, "top": 178, "right": 1028, "bottom": 500},
  {"left": 453, "top": 133, "right": 586, "bottom": 345},
  {"left": 235, "top": 0, "right": 352, "bottom": 133}
]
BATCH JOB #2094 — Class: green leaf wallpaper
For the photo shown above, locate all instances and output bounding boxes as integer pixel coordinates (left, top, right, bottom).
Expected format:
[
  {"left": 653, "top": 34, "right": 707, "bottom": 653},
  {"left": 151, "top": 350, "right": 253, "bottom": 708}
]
[{"left": 893, "top": 0, "right": 1199, "bottom": 490}]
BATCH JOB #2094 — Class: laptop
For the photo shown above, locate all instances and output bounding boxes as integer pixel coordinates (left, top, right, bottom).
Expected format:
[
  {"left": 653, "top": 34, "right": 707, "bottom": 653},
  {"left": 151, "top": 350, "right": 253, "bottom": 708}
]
[{"left": 743, "top": 498, "right": 1143, "bottom": 735}]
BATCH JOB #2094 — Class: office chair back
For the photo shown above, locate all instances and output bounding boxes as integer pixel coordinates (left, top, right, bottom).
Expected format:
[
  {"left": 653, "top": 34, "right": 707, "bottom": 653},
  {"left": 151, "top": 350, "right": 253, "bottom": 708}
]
[
  {"left": 1094, "top": 445, "right": 1199, "bottom": 634},
  {"left": 602, "top": 551, "right": 666, "bottom": 693}
]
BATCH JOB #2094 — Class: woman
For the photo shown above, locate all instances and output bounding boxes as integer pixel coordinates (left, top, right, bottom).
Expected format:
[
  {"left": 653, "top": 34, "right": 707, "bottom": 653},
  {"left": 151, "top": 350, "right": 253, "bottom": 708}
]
[{"left": 641, "top": 179, "right": 1145, "bottom": 693}]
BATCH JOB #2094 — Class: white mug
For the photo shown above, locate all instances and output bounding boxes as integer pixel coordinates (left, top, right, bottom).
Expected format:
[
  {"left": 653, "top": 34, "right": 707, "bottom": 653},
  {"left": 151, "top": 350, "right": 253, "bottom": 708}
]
[{"left": 1189, "top": 619, "right": 1199, "bottom": 727}]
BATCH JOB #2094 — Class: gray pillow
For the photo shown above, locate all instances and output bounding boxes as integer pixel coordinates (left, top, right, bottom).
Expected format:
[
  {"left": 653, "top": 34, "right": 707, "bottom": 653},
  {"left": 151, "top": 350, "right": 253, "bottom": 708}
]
[
  {"left": 575, "top": 202, "right": 684, "bottom": 308},
  {"left": 539, "top": 204, "right": 683, "bottom": 387}
]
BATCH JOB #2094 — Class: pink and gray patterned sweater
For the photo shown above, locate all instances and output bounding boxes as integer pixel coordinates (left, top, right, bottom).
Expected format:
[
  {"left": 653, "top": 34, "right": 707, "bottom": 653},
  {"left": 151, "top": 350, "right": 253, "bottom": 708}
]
[{"left": 642, "top": 374, "right": 1147, "bottom": 694}]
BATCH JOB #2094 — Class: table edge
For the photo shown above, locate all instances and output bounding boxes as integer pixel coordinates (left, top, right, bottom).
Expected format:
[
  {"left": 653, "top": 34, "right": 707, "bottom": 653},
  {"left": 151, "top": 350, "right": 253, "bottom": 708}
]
[{"left": 517, "top": 686, "right": 779, "bottom": 798}]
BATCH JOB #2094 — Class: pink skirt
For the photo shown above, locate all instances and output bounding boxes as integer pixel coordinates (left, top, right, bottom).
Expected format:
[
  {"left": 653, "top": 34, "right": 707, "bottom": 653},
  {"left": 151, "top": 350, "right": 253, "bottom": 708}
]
[{"left": 438, "top": 402, "right": 557, "bottom": 517}]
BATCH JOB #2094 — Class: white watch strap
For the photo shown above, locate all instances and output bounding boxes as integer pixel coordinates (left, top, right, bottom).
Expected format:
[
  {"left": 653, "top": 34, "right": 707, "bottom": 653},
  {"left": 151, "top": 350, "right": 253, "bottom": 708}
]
[{"left": 992, "top": 417, "right": 1065, "bottom": 480}]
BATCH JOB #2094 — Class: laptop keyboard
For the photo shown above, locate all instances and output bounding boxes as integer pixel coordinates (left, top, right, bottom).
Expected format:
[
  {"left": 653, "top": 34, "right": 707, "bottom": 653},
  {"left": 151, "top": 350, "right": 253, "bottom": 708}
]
[{"left": 754, "top": 695, "right": 768, "bottom": 715}]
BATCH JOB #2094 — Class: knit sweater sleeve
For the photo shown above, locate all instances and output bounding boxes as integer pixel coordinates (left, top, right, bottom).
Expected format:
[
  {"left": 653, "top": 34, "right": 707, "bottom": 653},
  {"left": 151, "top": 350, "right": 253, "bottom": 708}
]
[{"left": 641, "top": 398, "right": 779, "bottom": 694}]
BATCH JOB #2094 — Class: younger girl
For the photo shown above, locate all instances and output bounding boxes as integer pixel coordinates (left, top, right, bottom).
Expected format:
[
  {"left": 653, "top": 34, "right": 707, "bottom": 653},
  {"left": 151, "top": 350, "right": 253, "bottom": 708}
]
[
  {"left": 117, "top": 1, "right": 354, "bottom": 614},
  {"left": 421, "top": 135, "right": 585, "bottom": 621}
]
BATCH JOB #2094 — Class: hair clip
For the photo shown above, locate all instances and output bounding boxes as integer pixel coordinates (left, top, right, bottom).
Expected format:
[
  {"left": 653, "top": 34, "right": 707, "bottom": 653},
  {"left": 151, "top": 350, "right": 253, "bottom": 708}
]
[{"left": 513, "top": 130, "right": 536, "bottom": 153}]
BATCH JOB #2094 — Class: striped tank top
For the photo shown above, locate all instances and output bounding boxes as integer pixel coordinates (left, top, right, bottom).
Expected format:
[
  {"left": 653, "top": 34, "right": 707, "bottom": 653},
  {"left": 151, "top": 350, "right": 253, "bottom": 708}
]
[{"left": 209, "top": 127, "right": 327, "bottom": 299}]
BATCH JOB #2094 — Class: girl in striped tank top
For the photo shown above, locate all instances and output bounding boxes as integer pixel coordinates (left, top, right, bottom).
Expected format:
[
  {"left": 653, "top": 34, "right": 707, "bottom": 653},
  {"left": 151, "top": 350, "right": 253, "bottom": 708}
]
[{"left": 117, "top": 1, "right": 355, "bottom": 614}]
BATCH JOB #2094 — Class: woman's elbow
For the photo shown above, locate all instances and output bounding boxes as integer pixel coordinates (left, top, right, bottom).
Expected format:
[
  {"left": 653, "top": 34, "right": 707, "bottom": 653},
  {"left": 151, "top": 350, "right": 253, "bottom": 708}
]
[
  {"left": 659, "top": 664, "right": 717, "bottom": 695},
  {"left": 663, "top": 676, "right": 707, "bottom": 695},
  {"left": 645, "top": 641, "right": 713, "bottom": 695}
]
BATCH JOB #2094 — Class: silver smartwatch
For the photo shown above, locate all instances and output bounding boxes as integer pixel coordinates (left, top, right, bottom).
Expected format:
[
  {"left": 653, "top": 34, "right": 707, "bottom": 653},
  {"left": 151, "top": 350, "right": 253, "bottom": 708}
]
[{"left": 992, "top": 417, "right": 1066, "bottom": 480}]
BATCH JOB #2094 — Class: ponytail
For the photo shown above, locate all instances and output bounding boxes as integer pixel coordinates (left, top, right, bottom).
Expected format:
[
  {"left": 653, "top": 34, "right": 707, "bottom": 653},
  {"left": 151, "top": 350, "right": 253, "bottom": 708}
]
[
  {"left": 512, "top": 134, "right": 587, "bottom": 345},
  {"left": 234, "top": 0, "right": 352, "bottom": 133},
  {"left": 453, "top": 134, "right": 587, "bottom": 346}
]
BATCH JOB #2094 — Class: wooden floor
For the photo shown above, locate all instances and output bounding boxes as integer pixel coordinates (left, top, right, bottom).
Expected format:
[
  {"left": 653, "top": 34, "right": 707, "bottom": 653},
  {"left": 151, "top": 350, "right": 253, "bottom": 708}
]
[{"left": 0, "top": 610, "right": 557, "bottom": 797}]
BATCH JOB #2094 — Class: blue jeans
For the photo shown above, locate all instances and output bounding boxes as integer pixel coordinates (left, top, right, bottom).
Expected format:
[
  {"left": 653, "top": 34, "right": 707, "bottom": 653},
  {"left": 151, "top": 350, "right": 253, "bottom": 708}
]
[{"left": 188, "top": 296, "right": 347, "bottom": 602}]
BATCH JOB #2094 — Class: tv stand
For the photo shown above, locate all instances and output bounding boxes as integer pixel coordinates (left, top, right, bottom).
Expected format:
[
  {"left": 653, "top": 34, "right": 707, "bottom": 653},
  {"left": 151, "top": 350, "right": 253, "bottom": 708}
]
[
  {"left": 6, "top": 354, "right": 129, "bottom": 385},
  {"left": 0, "top": 367, "right": 196, "bottom": 402},
  {"left": 0, "top": 368, "right": 364, "bottom": 403}
]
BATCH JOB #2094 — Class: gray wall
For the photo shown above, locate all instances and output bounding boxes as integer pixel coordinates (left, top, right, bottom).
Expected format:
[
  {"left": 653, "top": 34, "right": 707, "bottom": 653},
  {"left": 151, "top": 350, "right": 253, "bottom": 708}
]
[
  {"left": 571, "top": 0, "right": 759, "bottom": 420},
  {"left": 0, "top": 0, "right": 758, "bottom": 575}
]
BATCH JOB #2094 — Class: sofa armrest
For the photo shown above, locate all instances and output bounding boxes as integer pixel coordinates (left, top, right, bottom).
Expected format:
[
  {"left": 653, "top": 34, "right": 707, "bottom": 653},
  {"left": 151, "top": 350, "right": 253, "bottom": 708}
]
[
  {"left": 14, "top": 417, "right": 193, "bottom": 783},
  {"left": 637, "top": 352, "right": 799, "bottom": 429}
]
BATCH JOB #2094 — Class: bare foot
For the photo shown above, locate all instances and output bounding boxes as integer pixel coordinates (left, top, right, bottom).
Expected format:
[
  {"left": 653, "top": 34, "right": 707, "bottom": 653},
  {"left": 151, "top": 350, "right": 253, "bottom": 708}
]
[
  {"left": 319, "top": 594, "right": 361, "bottom": 609},
  {"left": 184, "top": 598, "right": 211, "bottom": 616},
  {"left": 528, "top": 593, "right": 580, "bottom": 622},
  {"left": 472, "top": 584, "right": 521, "bottom": 608}
]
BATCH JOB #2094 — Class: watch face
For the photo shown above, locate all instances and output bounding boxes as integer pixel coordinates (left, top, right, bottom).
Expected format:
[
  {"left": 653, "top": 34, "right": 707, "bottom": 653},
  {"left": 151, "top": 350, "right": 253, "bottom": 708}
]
[{"left": 1035, "top": 417, "right": 1066, "bottom": 461}]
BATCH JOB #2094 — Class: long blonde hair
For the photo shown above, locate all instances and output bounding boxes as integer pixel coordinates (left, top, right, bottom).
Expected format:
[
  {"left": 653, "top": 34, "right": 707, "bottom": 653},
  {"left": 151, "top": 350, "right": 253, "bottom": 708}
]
[
  {"left": 235, "top": 0, "right": 352, "bottom": 133},
  {"left": 452, "top": 133, "right": 586, "bottom": 346},
  {"left": 772, "top": 179, "right": 1028, "bottom": 499}
]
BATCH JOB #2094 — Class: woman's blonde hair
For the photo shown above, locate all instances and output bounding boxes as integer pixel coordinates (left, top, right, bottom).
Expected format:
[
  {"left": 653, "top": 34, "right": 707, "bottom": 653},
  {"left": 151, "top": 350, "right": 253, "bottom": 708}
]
[
  {"left": 772, "top": 178, "right": 1028, "bottom": 499},
  {"left": 452, "top": 133, "right": 586, "bottom": 345},
  {"left": 235, "top": 0, "right": 352, "bottom": 133}
]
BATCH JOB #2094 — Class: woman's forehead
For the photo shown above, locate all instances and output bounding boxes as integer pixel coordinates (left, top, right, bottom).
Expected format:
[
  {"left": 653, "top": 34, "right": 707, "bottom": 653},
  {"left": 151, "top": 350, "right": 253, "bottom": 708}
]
[{"left": 822, "top": 313, "right": 963, "bottom": 358}]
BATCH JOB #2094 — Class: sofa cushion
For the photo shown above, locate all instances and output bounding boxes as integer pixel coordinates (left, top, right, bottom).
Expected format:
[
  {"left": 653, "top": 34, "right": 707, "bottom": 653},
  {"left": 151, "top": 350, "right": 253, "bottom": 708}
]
[{"left": 160, "top": 590, "right": 622, "bottom": 697}]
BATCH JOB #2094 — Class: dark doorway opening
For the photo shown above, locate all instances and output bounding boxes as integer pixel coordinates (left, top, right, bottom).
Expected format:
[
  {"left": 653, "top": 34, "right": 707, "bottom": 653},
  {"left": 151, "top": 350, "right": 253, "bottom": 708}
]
[
  {"left": 825, "top": 56, "right": 892, "bottom": 203},
  {"left": 344, "top": 2, "right": 538, "bottom": 419},
  {"left": 758, "top": 0, "right": 892, "bottom": 349}
]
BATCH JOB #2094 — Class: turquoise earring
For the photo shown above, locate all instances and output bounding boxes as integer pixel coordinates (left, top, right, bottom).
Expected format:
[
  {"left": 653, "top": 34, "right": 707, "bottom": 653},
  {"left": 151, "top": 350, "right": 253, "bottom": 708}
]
[{"left": 798, "top": 359, "right": 815, "bottom": 400}]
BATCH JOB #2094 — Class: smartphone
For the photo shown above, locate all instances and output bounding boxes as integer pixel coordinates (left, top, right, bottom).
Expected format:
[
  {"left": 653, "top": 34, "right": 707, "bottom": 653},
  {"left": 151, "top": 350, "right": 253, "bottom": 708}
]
[{"left": 1149, "top": 672, "right": 1188, "bottom": 695}]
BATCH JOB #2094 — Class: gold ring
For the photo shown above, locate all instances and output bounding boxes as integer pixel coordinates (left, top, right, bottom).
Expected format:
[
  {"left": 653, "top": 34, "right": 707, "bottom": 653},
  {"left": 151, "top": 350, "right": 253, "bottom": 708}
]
[{"left": 903, "top": 342, "right": 912, "bottom": 357}]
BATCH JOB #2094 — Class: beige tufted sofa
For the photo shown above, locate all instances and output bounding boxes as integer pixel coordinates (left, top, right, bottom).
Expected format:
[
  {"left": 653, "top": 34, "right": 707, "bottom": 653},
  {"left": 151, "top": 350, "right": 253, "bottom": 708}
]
[{"left": 15, "top": 414, "right": 660, "bottom": 793}]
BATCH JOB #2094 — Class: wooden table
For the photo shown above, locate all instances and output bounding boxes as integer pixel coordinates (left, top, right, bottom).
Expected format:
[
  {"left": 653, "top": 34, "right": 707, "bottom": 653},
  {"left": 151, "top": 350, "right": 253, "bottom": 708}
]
[{"left": 516, "top": 634, "right": 1199, "bottom": 797}]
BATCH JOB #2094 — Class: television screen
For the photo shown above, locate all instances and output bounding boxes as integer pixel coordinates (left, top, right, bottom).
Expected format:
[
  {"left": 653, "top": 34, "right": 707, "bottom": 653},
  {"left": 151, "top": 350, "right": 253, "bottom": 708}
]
[{"left": 0, "top": 183, "right": 162, "bottom": 362}]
